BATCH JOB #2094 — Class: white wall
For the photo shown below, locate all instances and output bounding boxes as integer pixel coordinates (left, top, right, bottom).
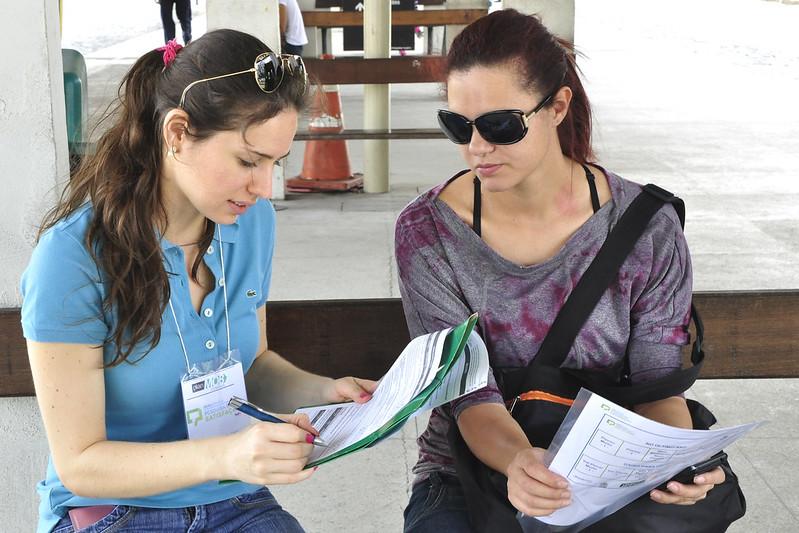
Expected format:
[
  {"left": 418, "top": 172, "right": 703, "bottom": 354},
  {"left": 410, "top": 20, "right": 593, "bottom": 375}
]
[
  {"left": 0, "top": 399, "right": 49, "bottom": 529},
  {"left": 0, "top": 0, "right": 68, "bottom": 528}
]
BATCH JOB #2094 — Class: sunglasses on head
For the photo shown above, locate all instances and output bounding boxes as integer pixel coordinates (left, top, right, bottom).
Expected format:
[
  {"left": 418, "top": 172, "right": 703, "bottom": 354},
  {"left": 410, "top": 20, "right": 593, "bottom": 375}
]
[
  {"left": 437, "top": 92, "right": 555, "bottom": 145},
  {"left": 179, "top": 52, "right": 307, "bottom": 108}
]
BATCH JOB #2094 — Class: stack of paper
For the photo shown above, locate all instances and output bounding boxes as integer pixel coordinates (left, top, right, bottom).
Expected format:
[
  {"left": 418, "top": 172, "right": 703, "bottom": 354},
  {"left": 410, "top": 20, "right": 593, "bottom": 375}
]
[
  {"left": 521, "top": 388, "right": 762, "bottom": 530},
  {"left": 295, "top": 314, "right": 488, "bottom": 467}
]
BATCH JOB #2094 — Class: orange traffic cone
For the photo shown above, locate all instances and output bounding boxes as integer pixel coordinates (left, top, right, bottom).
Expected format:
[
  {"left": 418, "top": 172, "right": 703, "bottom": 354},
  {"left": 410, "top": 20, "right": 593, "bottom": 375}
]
[{"left": 288, "top": 57, "right": 363, "bottom": 192}]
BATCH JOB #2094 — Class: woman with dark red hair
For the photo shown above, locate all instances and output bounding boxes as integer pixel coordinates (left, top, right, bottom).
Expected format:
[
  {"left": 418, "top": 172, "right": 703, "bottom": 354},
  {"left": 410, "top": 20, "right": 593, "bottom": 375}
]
[{"left": 395, "top": 9, "right": 731, "bottom": 532}]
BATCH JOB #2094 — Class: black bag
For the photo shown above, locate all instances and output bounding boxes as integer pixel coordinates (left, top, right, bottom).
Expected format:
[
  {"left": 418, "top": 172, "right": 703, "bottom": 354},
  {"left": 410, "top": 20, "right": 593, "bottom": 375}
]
[
  {"left": 448, "top": 185, "right": 746, "bottom": 532},
  {"left": 450, "top": 401, "right": 746, "bottom": 533}
]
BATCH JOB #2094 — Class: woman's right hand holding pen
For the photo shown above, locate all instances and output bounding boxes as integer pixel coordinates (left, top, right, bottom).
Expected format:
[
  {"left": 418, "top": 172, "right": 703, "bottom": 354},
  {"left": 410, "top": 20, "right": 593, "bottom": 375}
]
[{"left": 222, "top": 412, "right": 320, "bottom": 485}]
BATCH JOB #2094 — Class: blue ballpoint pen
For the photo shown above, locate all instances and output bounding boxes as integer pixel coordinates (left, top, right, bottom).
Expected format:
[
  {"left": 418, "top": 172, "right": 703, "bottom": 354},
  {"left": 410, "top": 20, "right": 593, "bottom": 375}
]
[{"left": 228, "top": 396, "right": 328, "bottom": 447}]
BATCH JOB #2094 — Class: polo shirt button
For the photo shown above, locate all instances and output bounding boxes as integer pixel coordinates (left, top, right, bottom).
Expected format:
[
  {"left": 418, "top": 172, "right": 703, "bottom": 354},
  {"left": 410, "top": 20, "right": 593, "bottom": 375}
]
[
  {"left": 203, "top": 308, "right": 213, "bottom": 318},
  {"left": 207, "top": 245, "right": 214, "bottom": 255},
  {"left": 218, "top": 278, "right": 225, "bottom": 287},
  {"left": 205, "top": 340, "right": 215, "bottom": 350}
]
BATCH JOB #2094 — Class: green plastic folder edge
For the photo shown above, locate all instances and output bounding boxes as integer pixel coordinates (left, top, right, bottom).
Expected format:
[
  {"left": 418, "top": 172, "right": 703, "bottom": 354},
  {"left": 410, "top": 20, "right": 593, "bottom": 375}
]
[{"left": 305, "top": 312, "right": 479, "bottom": 468}]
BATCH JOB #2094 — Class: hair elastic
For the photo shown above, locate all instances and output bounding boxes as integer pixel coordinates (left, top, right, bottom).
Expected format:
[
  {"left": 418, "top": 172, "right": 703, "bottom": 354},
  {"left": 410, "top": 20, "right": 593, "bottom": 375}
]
[{"left": 157, "top": 39, "right": 183, "bottom": 68}]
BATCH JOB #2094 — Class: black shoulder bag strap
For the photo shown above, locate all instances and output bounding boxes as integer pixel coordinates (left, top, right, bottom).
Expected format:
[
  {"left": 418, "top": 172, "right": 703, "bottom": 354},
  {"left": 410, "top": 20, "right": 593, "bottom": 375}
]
[{"left": 530, "top": 184, "right": 705, "bottom": 405}]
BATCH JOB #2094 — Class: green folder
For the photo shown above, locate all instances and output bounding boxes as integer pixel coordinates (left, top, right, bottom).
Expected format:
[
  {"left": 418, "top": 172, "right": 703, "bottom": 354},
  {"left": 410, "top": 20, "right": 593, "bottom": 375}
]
[{"left": 305, "top": 313, "right": 479, "bottom": 468}]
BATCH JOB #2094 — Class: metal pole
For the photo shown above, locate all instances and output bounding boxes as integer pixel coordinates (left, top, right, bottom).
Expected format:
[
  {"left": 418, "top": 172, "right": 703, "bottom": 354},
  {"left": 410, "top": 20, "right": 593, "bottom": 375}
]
[{"left": 363, "top": 0, "right": 390, "bottom": 193}]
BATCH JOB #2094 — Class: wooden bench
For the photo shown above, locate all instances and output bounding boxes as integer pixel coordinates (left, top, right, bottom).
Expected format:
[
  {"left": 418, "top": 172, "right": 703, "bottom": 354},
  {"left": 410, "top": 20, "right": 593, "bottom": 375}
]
[
  {"left": 313, "top": 0, "right": 446, "bottom": 7},
  {"left": 305, "top": 3, "right": 484, "bottom": 55},
  {"left": 2, "top": 291, "right": 798, "bottom": 397},
  {"left": 303, "top": 55, "right": 445, "bottom": 85},
  {"left": 302, "top": 9, "right": 486, "bottom": 28},
  {"left": 294, "top": 128, "right": 444, "bottom": 141},
  {"left": 294, "top": 8, "right": 484, "bottom": 145},
  {"left": 298, "top": 55, "right": 447, "bottom": 144}
]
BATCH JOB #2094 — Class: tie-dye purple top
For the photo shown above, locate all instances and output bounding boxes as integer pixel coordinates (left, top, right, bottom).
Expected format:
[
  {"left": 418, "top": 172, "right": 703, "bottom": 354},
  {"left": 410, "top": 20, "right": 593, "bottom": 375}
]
[{"left": 394, "top": 169, "right": 692, "bottom": 483}]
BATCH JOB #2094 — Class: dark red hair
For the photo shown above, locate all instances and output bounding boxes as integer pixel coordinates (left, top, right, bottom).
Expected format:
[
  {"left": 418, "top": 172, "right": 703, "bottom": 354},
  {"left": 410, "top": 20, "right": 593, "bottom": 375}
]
[{"left": 446, "top": 9, "right": 594, "bottom": 163}]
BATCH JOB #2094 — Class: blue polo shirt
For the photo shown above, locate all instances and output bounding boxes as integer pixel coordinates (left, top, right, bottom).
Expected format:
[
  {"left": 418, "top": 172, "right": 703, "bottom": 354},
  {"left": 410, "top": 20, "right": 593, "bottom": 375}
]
[{"left": 21, "top": 200, "right": 277, "bottom": 532}]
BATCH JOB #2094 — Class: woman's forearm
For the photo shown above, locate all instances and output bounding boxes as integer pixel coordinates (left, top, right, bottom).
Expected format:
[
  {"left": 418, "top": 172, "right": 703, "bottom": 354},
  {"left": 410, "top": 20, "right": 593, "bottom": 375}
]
[
  {"left": 59, "top": 435, "right": 231, "bottom": 499},
  {"left": 246, "top": 349, "right": 334, "bottom": 413},
  {"left": 457, "top": 402, "right": 533, "bottom": 476}
]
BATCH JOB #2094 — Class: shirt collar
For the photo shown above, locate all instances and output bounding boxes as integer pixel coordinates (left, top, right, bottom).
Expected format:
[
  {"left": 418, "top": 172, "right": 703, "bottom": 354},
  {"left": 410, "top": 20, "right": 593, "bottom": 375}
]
[{"left": 158, "top": 220, "right": 240, "bottom": 251}]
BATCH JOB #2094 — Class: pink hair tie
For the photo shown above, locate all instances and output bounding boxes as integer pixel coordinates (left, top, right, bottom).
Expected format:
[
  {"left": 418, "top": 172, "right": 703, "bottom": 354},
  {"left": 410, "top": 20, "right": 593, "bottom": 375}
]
[{"left": 157, "top": 39, "right": 183, "bottom": 68}]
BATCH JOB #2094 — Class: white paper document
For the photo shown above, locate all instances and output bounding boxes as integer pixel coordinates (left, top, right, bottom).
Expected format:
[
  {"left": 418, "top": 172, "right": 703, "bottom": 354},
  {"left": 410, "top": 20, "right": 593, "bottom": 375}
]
[
  {"left": 296, "top": 330, "right": 489, "bottom": 464},
  {"left": 527, "top": 388, "right": 762, "bottom": 529}
]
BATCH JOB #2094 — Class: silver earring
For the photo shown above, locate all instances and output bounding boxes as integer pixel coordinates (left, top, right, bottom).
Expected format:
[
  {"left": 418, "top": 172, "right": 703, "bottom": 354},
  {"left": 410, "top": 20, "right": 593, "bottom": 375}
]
[{"left": 169, "top": 145, "right": 177, "bottom": 158}]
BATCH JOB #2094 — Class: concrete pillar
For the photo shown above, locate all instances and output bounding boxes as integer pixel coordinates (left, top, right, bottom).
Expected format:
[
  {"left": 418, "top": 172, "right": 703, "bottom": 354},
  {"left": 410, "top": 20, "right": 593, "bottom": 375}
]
[
  {"left": 206, "top": 0, "right": 286, "bottom": 199},
  {"left": 443, "top": 1, "right": 575, "bottom": 53},
  {"left": 504, "top": 0, "right": 575, "bottom": 42},
  {"left": 0, "top": 0, "right": 68, "bottom": 524},
  {"left": 363, "top": 0, "right": 390, "bottom": 194},
  {"left": 1, "top": 3, "right": 69, "bottom": 304},
  {"left": 206, "top": 0, "right": 282, "bottom": 52}
]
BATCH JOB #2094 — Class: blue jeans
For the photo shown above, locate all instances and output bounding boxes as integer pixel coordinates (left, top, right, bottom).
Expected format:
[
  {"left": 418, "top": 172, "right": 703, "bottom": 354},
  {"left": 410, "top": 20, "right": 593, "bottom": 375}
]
[
  {"left": 403, "top": 472, "right": 562, "bottom": 533},
  {"left": 282, "top": 42, "right": 304, "bottom": 56},
  {"left": 403, "top": 472, "right": 474, "bottom": 533},
  {"left": 52, "top": 487, "right": 303, "bottom": 532}
]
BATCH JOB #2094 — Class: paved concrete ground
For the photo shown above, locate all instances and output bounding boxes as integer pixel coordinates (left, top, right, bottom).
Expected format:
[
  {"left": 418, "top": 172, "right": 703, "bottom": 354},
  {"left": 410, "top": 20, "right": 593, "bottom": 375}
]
[{"left": 54, "top": 0, "right": 799, "bottom": 531}]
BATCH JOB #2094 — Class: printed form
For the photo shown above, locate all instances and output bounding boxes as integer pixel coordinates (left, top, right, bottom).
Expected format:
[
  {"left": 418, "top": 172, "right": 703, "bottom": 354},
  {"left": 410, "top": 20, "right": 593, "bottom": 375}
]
[
  {"left": 296, "top": 330, "right": 489, "bottom": 464},
  {"left": 418, "top": 332, "right": 490, "bottom": 412},
  {"left": 524, "top": 389, "right": 761, "bottom": 529}
]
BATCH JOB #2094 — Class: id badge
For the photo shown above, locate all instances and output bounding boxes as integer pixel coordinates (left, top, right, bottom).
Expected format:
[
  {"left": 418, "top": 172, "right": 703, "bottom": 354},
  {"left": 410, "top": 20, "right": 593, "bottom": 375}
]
[{"left": 181, "top": 350, "right": 250, "bottom": 440}]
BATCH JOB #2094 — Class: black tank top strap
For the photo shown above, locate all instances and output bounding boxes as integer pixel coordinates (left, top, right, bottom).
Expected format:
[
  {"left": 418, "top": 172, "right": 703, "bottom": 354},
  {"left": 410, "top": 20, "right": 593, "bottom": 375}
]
[
  {"left": 582, "top": 163, "right": 601, "bottom": 213},
  {"left": 473, "top": 176, "right": 482, "bottom": 237}
]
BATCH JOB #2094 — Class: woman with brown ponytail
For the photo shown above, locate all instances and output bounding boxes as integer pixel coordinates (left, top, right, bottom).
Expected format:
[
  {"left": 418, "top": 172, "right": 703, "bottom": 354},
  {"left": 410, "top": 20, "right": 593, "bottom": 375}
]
[
  {"left": 22, "top": 30, "right": 375, "bottom": 532},
  {"left": 395, "top": 10, "right": 728, "bottom": 532}
]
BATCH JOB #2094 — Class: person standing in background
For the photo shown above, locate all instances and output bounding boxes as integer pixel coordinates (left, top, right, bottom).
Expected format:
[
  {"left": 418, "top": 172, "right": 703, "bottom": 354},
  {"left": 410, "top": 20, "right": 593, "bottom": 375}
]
[
  {"left": 279, "top": 0, "right": 308, "bottom": 56},
  {"left": 158, "top": 0, "right": 192, "bottom": 45}
]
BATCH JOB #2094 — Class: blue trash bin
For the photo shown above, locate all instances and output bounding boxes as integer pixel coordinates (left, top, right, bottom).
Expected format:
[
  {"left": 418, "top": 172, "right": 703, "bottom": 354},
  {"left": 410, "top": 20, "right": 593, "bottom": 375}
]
[{"left": 62, "top": 48, "right": 88, "bottom": 156}]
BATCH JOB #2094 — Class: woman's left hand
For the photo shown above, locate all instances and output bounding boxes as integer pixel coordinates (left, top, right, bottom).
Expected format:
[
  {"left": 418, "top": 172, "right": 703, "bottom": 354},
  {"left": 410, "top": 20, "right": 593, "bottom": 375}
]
[
  {"left": 649, "top": 466, "right": 726, "bottom": 505},
  {"left": 322, "top": 376, "right": 378, "bottom": 404}
]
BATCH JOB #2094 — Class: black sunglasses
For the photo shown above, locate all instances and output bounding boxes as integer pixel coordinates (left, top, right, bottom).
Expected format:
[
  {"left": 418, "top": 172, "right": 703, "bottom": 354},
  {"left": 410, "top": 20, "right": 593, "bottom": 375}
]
[
  {"left": 437, "top": 92, "right": 555, "bottom": 145},
  {"left": 179, "top": 52, "right": 307, "bottom": 108}
]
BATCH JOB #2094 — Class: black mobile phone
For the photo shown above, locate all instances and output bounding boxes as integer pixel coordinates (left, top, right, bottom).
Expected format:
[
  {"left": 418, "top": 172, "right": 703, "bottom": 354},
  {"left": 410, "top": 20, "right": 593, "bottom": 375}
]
[{"left": 660, "top": 452, "right": 727, "bottom": 488}]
